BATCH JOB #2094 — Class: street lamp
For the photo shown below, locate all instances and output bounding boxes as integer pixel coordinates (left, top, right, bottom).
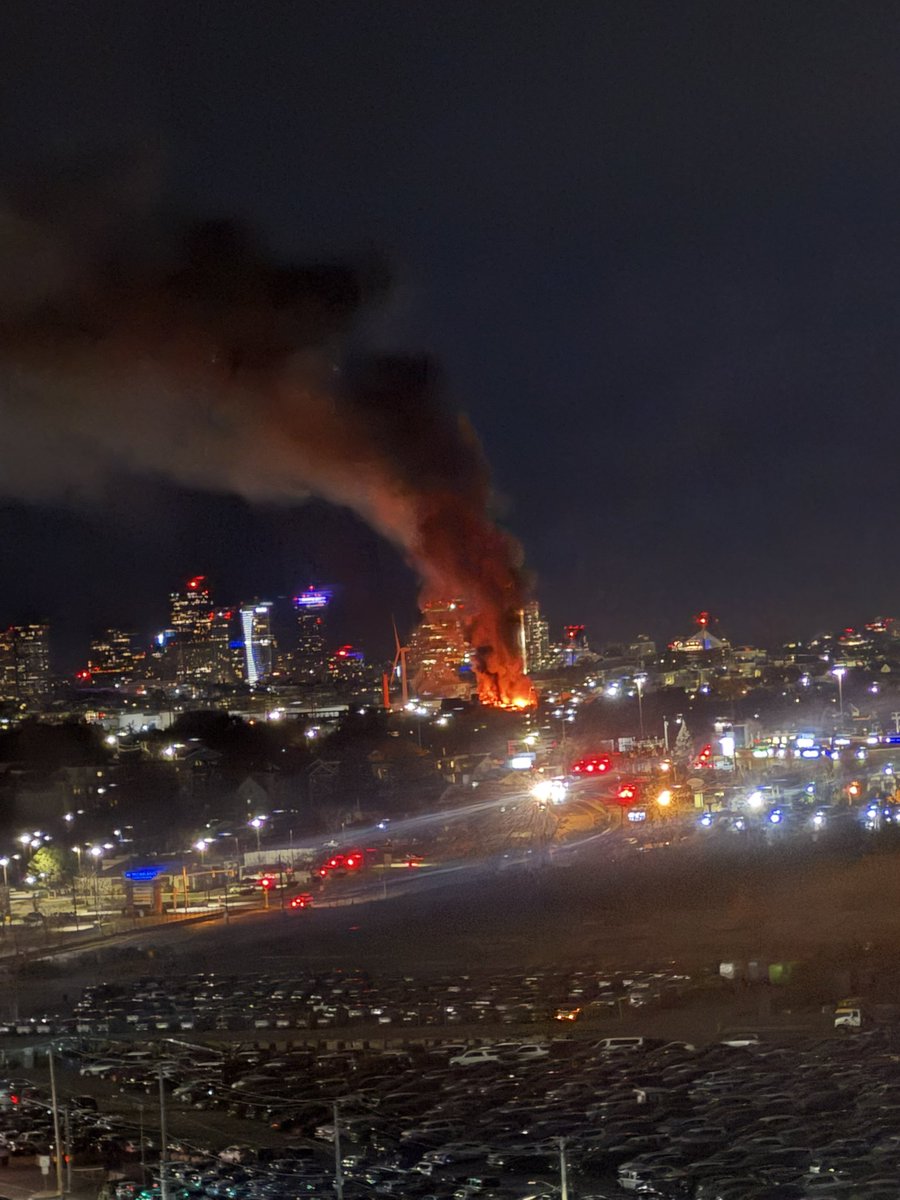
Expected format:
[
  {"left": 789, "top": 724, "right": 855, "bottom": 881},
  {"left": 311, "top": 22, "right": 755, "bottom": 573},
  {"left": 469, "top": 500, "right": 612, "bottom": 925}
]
[
  {"left": 832, "top": 666, "right": 846, "bottom": 720},
  {"left": 0, "top": 858, "right": 8, "bottom": 889},
  {"left": 249, "top": 816, "right": 267, "bottom": 852},
  {"left": 634, "top": 674, "right": 647, "bottom": 742},
  {"left": 89, "top": 846, "right": 103, "bottom": 924},
  {"left": 194, "top": 838, "right": 209, "bottom": 864}
]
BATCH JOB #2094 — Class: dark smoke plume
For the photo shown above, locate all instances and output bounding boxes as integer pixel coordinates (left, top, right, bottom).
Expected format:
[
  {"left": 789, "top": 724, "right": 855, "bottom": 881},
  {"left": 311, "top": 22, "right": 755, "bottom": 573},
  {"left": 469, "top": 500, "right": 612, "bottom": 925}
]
[{"left": 0, "top": 169, "right": 532, "bottom": 704}]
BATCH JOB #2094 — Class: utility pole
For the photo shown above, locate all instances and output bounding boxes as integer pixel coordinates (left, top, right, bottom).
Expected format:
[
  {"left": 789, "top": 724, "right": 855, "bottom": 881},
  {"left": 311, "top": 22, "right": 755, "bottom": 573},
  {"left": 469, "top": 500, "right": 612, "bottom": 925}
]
[
  {"left": 557, "top": 1137, "right": 569, "bottom": 1200},
  {"left": 48, "top": 1048, "right": 64, "bottom": 1198},
  {"left": 158, "top": 1068, "right": 170, "bottom": 1200},
  {"left": 64, "top": 1104, "right": 72, "bottom": 1196},
  {"left": 333, "top": 1100, "right": 344, "bottom": 1200}
]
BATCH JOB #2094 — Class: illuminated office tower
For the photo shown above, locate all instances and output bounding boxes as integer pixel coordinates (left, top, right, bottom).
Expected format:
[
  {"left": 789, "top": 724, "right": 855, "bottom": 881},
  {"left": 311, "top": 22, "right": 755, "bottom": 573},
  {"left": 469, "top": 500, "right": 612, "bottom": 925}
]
[
  {"left": 87, "top": 629, "right": 141, "bottom": 684},
  {"left": 169, "top": 576, "right": 213, "bottom": 638},
  {"left": 167, "top": 576, "right": 235, "bottom": 685},
  {"left": 292, "top": 587, "right": 331, "bottom": 682},
  {"left": 240, "top": 602, "right": 275, "bottom": 687},
  {"left": 5, "top": 624, "right": 51, "bottom": 701},
  {"left": 209, "top": 609, "right": 237, "bottom": 684},
  {"left": 522, "top": 600, "right": 550, "bottom": 673},
  {"left": 328, "top": 644, "right": 367, "bottom": 689}
]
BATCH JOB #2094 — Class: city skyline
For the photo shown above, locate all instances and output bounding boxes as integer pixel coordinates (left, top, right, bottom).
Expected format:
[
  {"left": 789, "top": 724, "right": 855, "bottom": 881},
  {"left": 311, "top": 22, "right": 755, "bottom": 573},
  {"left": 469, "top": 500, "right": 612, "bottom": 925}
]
[
  {"left": 1, "top": 5, "right": 900, "bottom": 664},
  {"left": 6, "top": 558, "right": 900, "bottom": 687}
]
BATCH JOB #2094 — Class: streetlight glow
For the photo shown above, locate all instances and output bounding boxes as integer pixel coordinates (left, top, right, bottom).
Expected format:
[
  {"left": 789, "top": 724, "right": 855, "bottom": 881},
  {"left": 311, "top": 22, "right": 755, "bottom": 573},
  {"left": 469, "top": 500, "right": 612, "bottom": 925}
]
[
  {"left": 832, "top": 666, "right": 846, "bottom": 719},
  {"left": 249, "top": 815, "right": 267, "bottom": 851},
  {"left": 634, "top": 673, "right": 647, "bottom": 741}
]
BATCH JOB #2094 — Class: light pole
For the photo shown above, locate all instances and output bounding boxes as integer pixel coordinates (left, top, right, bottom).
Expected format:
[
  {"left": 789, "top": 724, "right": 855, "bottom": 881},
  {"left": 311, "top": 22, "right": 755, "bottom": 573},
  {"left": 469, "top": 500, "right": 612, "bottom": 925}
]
[
  {"left": 558, "top": 1137, "right": 569, "bottom": 1200},
  {"left": 89, "top": 846, "right": 103, "bottom": 925},
  {"left": 635, "top": 674, "right": 647, "bottom": 742},
  {"left": 0, "top": 858, "right": 8, "bottom": 937},
  {"left": 249, "top": 816, "right": 266, "bottom": 852},
  {"left": 833, "top": 666, "right": 846, "bottom": 721},
  {"left": 195, "top": 840, "right": 210, "bottom": 906}
]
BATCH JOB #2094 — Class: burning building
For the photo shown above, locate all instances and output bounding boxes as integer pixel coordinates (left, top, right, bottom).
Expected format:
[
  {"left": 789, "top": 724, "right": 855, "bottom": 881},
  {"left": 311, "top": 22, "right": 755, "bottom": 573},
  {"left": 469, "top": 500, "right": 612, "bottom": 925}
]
[
  {"left": 0, "top": 170, "right": 534, "bottom": 707},
  {"left": 407, "top": 600, "right": 473, "bottom": 700}
]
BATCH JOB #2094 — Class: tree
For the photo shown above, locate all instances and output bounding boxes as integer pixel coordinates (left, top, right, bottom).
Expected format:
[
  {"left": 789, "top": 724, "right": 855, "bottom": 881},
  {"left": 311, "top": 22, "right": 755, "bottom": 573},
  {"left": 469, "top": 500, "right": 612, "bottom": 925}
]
[{"left": 27, "top": 845, "right": 70, "bottom": 884}]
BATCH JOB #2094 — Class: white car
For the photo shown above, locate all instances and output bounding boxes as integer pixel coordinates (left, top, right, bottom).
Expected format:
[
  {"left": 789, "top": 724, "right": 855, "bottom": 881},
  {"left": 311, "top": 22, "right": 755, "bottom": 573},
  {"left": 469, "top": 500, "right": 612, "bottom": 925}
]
[
  {"left": 720, "top": 1033, "right": 761, "bottom": 1048},
  {"left": 79, "top": 1060, "right": 121, "bottom": 1077},
  {"left": 593, "top": 1037, "right": 645, "bottom": 1052},
  {"left": 449, "top": 1047, "right": 499, "bottom": 1066},
  {"left": 514, "top": 1044, "right": 549, "bottom": 1061}
]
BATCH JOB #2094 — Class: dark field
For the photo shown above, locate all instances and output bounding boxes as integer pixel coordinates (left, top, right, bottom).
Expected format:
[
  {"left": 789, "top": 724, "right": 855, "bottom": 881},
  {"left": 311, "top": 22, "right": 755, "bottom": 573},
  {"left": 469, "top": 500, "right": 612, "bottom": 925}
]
[{"left": 177, "top": 838, "right": 900, "bottom": 978}]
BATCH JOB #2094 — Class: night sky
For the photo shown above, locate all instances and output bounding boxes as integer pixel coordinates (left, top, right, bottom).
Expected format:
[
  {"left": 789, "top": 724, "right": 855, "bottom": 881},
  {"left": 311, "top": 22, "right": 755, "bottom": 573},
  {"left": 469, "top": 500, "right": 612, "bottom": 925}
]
[{"left": 1, "top": 2, "right": 899, "bottom": 667}]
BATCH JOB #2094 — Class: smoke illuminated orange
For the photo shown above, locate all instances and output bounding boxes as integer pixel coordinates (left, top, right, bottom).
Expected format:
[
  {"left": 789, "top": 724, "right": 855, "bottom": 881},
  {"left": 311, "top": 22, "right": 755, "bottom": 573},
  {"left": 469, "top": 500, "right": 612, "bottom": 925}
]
[{"left": 0, "top": 189, "right": 536, "bottom": 702}]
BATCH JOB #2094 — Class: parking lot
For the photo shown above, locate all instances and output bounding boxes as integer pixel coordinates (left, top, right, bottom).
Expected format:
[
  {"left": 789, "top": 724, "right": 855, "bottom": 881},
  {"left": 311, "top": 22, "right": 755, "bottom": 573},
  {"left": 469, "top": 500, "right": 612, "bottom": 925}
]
[
  {"left": 9, "top": 1014, "right": 900, "bottom": 1199},
  {"left": 0, "top": 960, "right": 890, "bottom": 1199}
]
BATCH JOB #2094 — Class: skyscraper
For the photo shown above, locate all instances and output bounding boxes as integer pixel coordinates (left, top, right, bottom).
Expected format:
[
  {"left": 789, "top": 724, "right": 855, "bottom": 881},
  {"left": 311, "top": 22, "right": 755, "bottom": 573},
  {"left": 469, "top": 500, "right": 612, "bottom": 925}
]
[
  {"left": 0, "top": 625, "right": 51, "bottom": 702},
  {"left": 240, "top": 602, "right": 275, "bottom": 687},
  {"left": 87, "top": 629, "right": 142, "bottom": 684},
  {"left": 522, "top": 600, "right": 550, "bottom": 673},
  {"left": 209, "top": 609, "right": 237, "bottom": 684},
  {"left": 292, "top": 587, "right": 331, "bottom": 682},
  {"left": 328, "top": 644, "right": 367, "bottom": 690},
  {"left": 167, "top": 576, "right": 235, "bottom": 686}
]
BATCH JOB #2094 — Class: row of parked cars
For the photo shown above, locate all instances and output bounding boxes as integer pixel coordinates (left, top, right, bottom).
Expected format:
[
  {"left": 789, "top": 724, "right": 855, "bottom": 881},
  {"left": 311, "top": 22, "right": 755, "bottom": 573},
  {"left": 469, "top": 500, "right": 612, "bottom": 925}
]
[
  {"left": 58, "top": 992, "right": 900, "bottom": 1200},
  {"left": 2, "top": 964, "right": 694, "bottom": 1038}
]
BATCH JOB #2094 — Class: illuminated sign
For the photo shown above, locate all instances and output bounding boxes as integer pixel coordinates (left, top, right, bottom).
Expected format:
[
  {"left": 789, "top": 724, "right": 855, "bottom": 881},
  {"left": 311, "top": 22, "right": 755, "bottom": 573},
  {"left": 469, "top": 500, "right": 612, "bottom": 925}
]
[
  {"left": 294, "top": 589, "right": 332, "bottom": 609},
  {"left": 627, "top": 809, "right": 647, "bottom": 822},
  {"left": 508, "top": 754, "right": 535, "bottom": 770},
  {"left": 124, "top": 868, "right": 161, "bottom": 882}
]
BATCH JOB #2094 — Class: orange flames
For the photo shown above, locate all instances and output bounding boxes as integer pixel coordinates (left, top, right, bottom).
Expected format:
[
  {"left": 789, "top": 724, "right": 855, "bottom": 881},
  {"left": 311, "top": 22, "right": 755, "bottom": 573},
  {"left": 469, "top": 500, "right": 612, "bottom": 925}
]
[{"left": 466, "top": 606, "right": 536, "bottom": 709}]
